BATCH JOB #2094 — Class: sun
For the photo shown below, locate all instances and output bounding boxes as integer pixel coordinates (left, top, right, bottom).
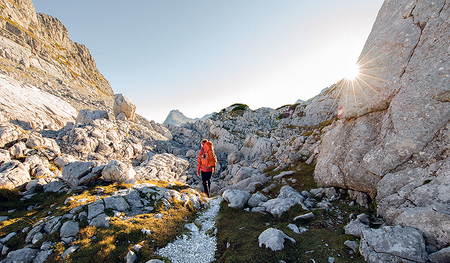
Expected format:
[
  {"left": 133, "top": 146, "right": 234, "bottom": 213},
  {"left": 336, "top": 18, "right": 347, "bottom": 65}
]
[{"left": 343, "top": 64, "right": 361, "bottom": 81}]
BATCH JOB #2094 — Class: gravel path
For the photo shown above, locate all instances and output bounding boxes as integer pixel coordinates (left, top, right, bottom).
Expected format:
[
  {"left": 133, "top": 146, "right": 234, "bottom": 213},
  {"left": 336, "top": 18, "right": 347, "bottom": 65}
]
[{"left": 156, "top": 196, "right": 222, "bottom": 263}]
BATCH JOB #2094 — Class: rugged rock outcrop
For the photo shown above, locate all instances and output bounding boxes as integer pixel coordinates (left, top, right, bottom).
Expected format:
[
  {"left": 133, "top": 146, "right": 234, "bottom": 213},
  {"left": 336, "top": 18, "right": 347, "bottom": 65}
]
[
  {"left": 0, "top": 0, "right": 113, "bottom": 112},
  {"left": 315, "top": 0, "right": 450, "bottom": 254}
]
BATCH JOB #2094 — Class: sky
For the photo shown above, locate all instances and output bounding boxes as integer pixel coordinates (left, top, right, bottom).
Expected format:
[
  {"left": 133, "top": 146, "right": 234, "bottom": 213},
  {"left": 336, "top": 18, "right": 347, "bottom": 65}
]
[{"left": 32, "top": 0, "right": 384, "bottom": 123}]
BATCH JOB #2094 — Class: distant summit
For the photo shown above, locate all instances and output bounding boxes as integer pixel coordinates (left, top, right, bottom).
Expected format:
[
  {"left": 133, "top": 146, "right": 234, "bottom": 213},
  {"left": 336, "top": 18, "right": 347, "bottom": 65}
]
[{"left": 163, "top": 109, "right": 195, "bottom": 126}]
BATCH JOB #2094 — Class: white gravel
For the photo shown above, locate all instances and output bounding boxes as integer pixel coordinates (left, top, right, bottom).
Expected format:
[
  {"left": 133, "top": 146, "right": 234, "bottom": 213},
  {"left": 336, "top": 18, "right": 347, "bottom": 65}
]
[{"left": 156, "top": 196, "right": 222, "bottom": 263}]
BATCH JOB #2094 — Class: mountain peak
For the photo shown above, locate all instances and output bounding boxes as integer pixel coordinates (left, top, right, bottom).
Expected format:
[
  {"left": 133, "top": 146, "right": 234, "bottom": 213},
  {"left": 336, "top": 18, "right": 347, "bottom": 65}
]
[{"left": 163, "top": 109, "right": 195, "bottom": 126}]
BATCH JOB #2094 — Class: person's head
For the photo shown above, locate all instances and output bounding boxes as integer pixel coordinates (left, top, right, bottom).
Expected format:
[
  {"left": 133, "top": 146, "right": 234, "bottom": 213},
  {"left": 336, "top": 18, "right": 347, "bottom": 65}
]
[{"left": 201, "top": 139, "right": 208, "bottom": 146}]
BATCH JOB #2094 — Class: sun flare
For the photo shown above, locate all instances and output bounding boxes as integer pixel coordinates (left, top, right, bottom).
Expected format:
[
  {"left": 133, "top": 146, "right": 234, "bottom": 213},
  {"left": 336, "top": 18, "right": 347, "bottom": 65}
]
[{"left": 343, "top": 64, "right": 361, "bottom": 81}]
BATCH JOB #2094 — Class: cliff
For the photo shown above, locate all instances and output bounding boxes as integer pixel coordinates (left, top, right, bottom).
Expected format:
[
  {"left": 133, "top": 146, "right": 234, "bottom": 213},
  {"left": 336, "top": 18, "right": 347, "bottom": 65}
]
[{"left": 0, "top": 0, "right": 114, "bottom": 112}]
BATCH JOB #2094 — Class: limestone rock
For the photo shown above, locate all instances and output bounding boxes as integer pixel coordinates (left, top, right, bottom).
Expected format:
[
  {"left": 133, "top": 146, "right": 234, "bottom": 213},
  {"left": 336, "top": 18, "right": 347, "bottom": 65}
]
[
  {"left": 227, "top": 151, "right": 245, "bottom": 165},
  {"left": 102, "top": 160, "right": 136, "bottom": 183},
  {"left": 1, "top": 247, "right": 38, "bottom": 263},
  {"left": 315, "top": 0, "right": 450, "bottom": 197},
  {"left": 248, "top": 192, "right": 268, "bottom": 207},
  {"left": 360, "top": 226, "right": 428, "bottom": 263},
  {"left": 76, "top": 109, "right": 109, "bottom": 125},
  {"left": 222, "top": 189, "right": 251, "bottom": 209},
  {"left": 0, "top": 160, "right": 31, "bottom": 189},
  {"left": 62, "top": 161, "right": 99, "bottom": 187},
  {"left": 258, "top": 228, "right": 295, "bottom": 251},
  {"left": 0, "top": 123, "right": 22, "bottom": 148},
  {"left": 114, "top": 94, "right": 136, "bottom": 122},
  {"left": 60, "top": 221, "right": 79, "bottom": 238}
]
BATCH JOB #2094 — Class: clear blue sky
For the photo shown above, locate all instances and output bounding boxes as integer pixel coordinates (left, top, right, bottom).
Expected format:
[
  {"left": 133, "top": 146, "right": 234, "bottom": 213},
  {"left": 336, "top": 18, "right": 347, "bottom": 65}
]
[{"left": 32, "top": 0, "right": 384, "bottom": 123}]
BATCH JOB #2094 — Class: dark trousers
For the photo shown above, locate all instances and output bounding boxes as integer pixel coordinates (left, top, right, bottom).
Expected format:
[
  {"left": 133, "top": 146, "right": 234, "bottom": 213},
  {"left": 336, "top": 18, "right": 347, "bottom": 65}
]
[{"left": 201, "top": 171, "right": 212, "bottom": 197}]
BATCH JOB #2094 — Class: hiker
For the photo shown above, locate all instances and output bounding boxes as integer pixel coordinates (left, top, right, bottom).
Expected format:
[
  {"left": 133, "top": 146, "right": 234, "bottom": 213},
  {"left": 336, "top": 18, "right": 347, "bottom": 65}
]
[{"left": 197, "top": 139, "right": 217, "bottom": 197}]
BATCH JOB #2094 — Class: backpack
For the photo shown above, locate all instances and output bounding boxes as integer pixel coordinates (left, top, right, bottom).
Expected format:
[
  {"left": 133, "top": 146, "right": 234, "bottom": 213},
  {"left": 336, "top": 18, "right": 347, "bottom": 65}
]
[{"left": 201, "top": 141, "right": 217, "bottom": 169}]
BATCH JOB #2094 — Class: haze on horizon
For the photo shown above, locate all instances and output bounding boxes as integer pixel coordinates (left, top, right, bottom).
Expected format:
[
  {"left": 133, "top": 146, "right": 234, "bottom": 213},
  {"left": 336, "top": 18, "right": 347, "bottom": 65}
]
[{"left": 32, "top": 0, "right": 384, "bottom": 123}]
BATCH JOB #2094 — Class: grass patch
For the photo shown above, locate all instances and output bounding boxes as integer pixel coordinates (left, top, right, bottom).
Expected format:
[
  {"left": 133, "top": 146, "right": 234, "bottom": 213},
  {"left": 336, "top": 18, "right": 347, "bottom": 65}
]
[{"left": 215, "top": 162, "right": 373, "bottom": 263}]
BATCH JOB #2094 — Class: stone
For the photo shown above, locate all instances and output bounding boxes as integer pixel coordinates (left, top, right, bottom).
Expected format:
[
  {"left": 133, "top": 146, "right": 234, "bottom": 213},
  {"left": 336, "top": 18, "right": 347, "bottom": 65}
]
[
  {"left": 293, "top": 212, "right": 315, "bottom": 221},
  {"left": 146, "top": 260, "right": 165, "bottom": 263},
  {"left": 114, "top": 94, "right": 136, "bottom": 122},
  {"left": 0, "top": 160, "right": 31, "bottom": 189},
  {"left": 258, "top": 228, "right": 295, "bottom": 251},
  {"left": 9, "top": 141, "right": 26, "bottom": 158},
  {"left": 360, "top": 226, "right": 428, "bottom": 263},
  {"left": 2, "top": 247, "right": 38, "bottom": 263},
  {"left": 428, "top": 246, "right": 450, "bottom": 263},
  {"left": 0, "top": 77, "right": 78, "bottom": 131},
  {"left": 227, "top": 151, "right": 245, "bottom": 165},
  {"left": 135, "top": 153, "right": 189, "bottom": 182},
  {"left": 61, "top": 161, "right": 96, "bottom": 187},
  {"left": 287, "top": 224, "right": 307, "bottom": 234},
  {"left": 61, "top": 245, "right": 79, "bottom": 259},
  {"left": 0, "top": 124, "right": 21, "bottom": 148},
  {"left": 0, "top": 232, "right": 16, "bottom": 244},
  {"left": 247, "top": 192, "right": 268, "bottom": 207},
  {"left": 260, "top": 198, "right": 300, "bottom": 217},
  {"left": 102, "top": 160, "right": 136, "bottom": 183},
  {"left": 25, "top": 224, "right": 43, "bottom": 243},
  {"left": 344, "top": 240, "right": 359, "bottom": 253},
  {"left": 43, "top": 180, "right": 66, "bottom": 193},
  {"left": 76, "top": 109, "right": 109, "bottom": 125},
  {"left": 186, "top": 149, "right": 196, "bottom": 158},
  {"left": 53, "top": 154, "right": 77, "bottom": 169},
  {"left": 0, "top": 149, "right": 10, "bottom": 163},
  {"left": 222, "top": 189, "right": 251, "bottom": 209},
  {"left": 125, "top": 250, "right": 137, "bottom": 263},
  {"left": 103, "top": 196, "right": 130, "bottom": 211},
  {"left": 34, "top": 249, "right": 53, "bottom": 263},
  {"left": 344, "top": 219, "right": 370, "bottom": 238},
  {"left": 89, "top": 213, "right": 110, "bottom": 228},
  {"left": 88, "top": 200, "right": 105, "bottom": 220},
  {"left": 60, "top": 221, "right": 79, "bottom": 238}
]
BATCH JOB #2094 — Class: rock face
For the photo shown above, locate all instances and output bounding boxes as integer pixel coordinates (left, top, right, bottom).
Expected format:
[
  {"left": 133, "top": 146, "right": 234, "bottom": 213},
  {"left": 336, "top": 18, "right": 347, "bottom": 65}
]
[
  {"left": 315, "top": 0, "right": 450, "bottom": 252},
  {"left": 0, "top": 0, "right": 113, "bottom": 113},
  {"left": 0, "top": 74, "right": 77, "bottom": 130},
  {"left": 163, "top": 109, "right": 196, "bottom": 126}
]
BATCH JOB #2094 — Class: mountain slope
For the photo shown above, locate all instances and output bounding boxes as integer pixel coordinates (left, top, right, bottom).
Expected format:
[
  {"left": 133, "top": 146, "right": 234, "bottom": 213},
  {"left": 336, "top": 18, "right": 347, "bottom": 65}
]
[{"left": 0, "top": 0, "right": 114, "bottom": 112}]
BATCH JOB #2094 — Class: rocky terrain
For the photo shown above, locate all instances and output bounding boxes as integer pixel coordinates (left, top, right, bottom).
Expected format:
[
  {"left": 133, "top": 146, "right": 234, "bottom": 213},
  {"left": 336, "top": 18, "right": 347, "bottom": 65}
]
[{"left": 0, "top": 0, "right": 449, "bottom": 262}]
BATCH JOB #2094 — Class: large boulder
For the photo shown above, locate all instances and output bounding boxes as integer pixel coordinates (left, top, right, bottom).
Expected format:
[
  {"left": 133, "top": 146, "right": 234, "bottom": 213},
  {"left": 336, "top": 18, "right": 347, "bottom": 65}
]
[
  {"left": 376, "top": 158, "right": 450, "bottom": 249},
  {"left": 62, "top": 161, "right": 101, "bottom": 187},
  {"left": 0, "top": 123, "right": 22, "bottom": 148},
  {"left": 76, "top": 109, "right": 109, "bottom": 125},
  {"left": 113, "top": 94, "right": 136, "bottom": 122},
  {"left": 1, "top": 247, "right": 38, "bottom": 263},
  {"left": 0, "top": 160, "right": 30, "bottom": 189},
  {"left": 102, "top": 160, "right": 136, "bottom": 183},
  {"left": 222, "top": 189, "right": 251, "bottom": 209},
  {"left": 359, "top": 226, "right": 428, "bottom": 263}
]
